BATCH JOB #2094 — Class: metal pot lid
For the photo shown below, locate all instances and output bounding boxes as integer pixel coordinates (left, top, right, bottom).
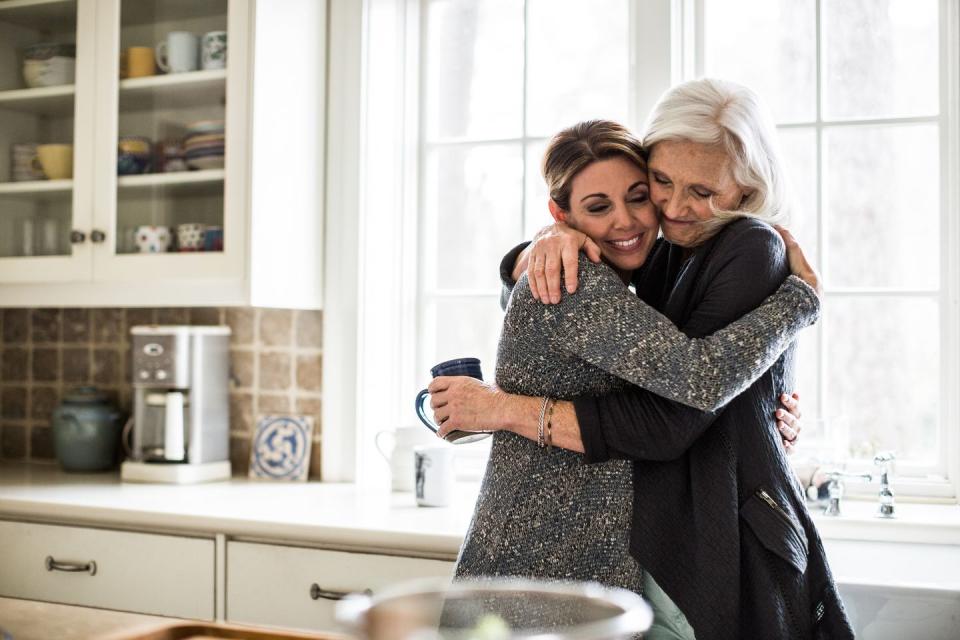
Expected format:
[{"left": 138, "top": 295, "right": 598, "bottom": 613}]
[{"left": 63, "top": 386, "right": 110, "bottom": 405}]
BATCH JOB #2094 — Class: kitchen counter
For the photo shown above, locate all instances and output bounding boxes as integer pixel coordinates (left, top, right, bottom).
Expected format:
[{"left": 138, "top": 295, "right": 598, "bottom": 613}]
[
  {"left": 0, "top": 597, "right": 172, "bottom": 640},
  {"left": 0, "top": 462, "right": 476, "bottom": 559}
]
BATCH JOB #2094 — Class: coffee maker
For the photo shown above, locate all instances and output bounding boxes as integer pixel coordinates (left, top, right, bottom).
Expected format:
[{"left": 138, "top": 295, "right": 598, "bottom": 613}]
[{"left": 120, "top": 325, "right": 232, "bottom": 483}]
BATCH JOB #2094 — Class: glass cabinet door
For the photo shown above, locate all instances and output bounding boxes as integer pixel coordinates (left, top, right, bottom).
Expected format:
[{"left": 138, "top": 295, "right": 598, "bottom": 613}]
[
  {"left": 0, "top": 0, "right": 93, "bottom": 282},
  {"left": 97, "top": 0, "right": 232, "bottom": 274}
]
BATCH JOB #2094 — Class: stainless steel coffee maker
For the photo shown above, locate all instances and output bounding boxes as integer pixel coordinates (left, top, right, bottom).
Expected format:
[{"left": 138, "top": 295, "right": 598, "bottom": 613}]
[{"left": 120, "top": 325, "right": 232, "bottom": 483}]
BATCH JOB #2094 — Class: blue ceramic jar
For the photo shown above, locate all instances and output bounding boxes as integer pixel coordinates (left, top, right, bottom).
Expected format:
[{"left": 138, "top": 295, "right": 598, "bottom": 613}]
[{"left": 51, "top": 387, "right": 124, "bottom": 472}]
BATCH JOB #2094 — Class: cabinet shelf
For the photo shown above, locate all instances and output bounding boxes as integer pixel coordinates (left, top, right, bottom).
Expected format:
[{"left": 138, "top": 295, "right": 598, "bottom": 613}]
[
  {"left": 119, "top": 69, "right": 226, "bottom": 111},
  {"left": 117, "top": 169, "right": 224, "bottom": 196},
  {"left": 0, "top": 85, "right": 75, "bottom": 116},
  {"left": 0, "top": 179, "right": 72, "bottom": 198},
  {"left": 0, "top": 0, "right": 76, "bottom": 31}
]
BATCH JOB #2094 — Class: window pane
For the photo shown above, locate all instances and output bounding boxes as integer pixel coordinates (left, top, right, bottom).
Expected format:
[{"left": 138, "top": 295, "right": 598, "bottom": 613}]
[
  {"left": 526, "top": 0, "right": 629, "bottom": 137},
  {"left": 824, "top": 124, "right": 938, "bottom": 289},
  {"left": 776, "top": 127, "right": 818, "bottom": 266},
  {"left": 419, "top": 296, "right": 504, "bottom": 382},
  {"left": 425, "top": 0, "right": 523, "bottom": 140},
  {"left": 423, "top": 144, "right": 523, "bottom": 291},
  {"left": 524, "top": 139, "right": 551, "bottom": 240},
  {"left": 825, "top": 297, "right": 939, "bottom": 465},
  {"left": 823, "top": 0, "right": 938, "bottom": 119},
  {"left": 704, "top": 0, "right": 816, "bottom": 123}
]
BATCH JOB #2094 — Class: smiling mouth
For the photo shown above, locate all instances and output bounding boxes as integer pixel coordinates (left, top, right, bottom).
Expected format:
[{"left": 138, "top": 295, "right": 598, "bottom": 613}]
[{"left": 607, "top": 233, "right": 645, "bottom": 252}]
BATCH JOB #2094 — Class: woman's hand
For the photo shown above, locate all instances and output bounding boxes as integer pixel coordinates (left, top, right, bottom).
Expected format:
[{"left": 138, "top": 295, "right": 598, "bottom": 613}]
[
  {"left": 775, "top": 225, "right": 822, "bottom": 296},
  {"left": 521, "top": 222, "right": 602, "bottom": 304},
  {"left": 776, "top": 392, "right": 802, "bottom": 454},
  {"left": 428, "top": 376, "right": 507, "bottom": 438}
]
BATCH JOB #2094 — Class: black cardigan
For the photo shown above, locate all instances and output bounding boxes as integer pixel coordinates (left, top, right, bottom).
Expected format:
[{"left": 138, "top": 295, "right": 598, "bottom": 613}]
[{"left": 500, "top": 219, "right": 853, "bottom": 639}]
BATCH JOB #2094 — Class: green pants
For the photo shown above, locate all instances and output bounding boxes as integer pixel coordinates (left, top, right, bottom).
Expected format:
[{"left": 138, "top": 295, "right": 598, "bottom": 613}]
[{"left": 643, "top": 571, "right": 697, "bottom": 640}]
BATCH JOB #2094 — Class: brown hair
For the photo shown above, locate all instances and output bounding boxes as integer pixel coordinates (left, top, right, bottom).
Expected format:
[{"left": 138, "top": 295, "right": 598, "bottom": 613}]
[{"left": 541, "top": 120, "right": 647, "bottom": 211}]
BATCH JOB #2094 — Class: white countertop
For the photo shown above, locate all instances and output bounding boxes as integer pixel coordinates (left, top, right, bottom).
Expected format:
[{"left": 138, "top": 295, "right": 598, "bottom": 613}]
[{"left": 0, "top": 462, "right": 476, "bottom": 559}]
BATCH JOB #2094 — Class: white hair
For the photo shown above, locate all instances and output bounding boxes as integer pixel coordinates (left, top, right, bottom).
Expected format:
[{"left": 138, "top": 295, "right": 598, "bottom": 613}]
[{"left": 642, "top": 78, "right": 791, "bottom": 227}]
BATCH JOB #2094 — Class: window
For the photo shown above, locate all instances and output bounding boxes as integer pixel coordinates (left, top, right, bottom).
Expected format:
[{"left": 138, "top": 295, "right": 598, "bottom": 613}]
[
  {"left": 695, "top": 0, "right": 959, "bottom": 494},
  {"left": 326, "top": 0, "right": 959, "bottom": 498}
]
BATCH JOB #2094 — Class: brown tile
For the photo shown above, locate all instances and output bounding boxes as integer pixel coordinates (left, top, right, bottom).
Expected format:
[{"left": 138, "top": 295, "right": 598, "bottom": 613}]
[
  {"left": 62, "top": 347, "right": 90, "bottom": 384},
  {"left": 31, "top": 386, "right": 60, "bottom": 423},
  {"left": 295, "top": 395, "right": 322, "bottom": 429},
  {"left": 92, "top": 309, "right": 125, "bottom": 345},
  {"left": 225, "top": 308, "right": 255, "bottom": 346},
  {"left": 295, "top": 310, "right": 323, "bottom": 349},
  {"left": 296, "top": 355, "right": 322, "bottom": 392},
  {"left": 229, "top": 349, "right": 254, "bottom": 389},
  {"left": 257, "top": 393, "right": 292, "bottom": 414},
  {"left": 156, "top": 308, "right": 189, "bottom": 325},
  {"left": 229, "top": 392, "right": 254, "bottom": 434},
  {"left": 62, "top": 309, "right": 90, "bottom": 342},
  {"left": 1, "top": 387, "right": 26, "bottom": 419},
  {"left": 230, "top": 435, "right": 251, "bottom": 476},
  {"left": 2, "top": 309, "right": 28, "bottom": 343},
  {"left": 125, "top": 308, "right": 155, "bottom": 334},
  {"left": 1, "top": 423, "right": 27, "bottom": 459},
  {"left": 30, "top": 426, "right": 55, "bottom": 460},
  {"left": 1, "top": 347, "right": 29, "bottom": 383},
  {"left": 31, "top": 309, "right": 61, "bottom": 343},
  {"left": 190, "top": 307, "right": 222, "bottom": 325},
  {"left": 93, "top": 348, "right": 121, "bottom": 385},
  {"left": 308, "top": 442, "right": 322, "bottom": 480},
  {"left": 259, "top": 309, "right": 292, "bottom": 347},
  {"left": 258, "top": 352, "right": 291, "bottom": 391},
  {"left": 32, "top": 348, "right": 59, "bottom": 382}
]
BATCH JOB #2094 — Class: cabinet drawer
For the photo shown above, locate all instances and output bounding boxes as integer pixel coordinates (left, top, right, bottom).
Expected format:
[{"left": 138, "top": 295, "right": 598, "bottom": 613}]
[
  {"left": 0, "top": 520, "right": 215, "bottom": 619},
  {"left": 226, "top": 541, "right": 454, "bottom": 632}
]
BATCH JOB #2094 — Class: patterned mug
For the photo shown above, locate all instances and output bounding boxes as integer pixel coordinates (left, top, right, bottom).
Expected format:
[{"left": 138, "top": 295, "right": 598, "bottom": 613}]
[
  {"left": 134, "top": 226, "right": 172, "bottom": 253},
  {"left": 201, "top": 31, "right": 227, "bottom": 70}
]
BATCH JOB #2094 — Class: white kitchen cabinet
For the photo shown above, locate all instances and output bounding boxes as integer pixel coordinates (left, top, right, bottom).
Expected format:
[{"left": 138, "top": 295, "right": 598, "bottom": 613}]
[
  {"left": 226, "top": 541, "right": 455, "bottom": 632},
  {"left": 0, "top": 0, "right": 325, "bottom": 308},
  {"left": 0, "top": 519, "right": 216, "bottom": 619}
]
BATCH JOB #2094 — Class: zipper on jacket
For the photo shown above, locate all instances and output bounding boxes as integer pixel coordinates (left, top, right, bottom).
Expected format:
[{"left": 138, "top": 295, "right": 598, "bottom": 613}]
[{"left": 756, "top": 488, "right": 804, "bottom": 540}]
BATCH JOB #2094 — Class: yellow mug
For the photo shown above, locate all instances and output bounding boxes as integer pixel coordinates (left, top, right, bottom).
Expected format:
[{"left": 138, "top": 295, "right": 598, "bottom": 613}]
[
  {"left": 35, "top": 144, "right": 73, "bottom": 180},
  {"left": 120, "top": 46, "right": 155, "bottom": 78}
]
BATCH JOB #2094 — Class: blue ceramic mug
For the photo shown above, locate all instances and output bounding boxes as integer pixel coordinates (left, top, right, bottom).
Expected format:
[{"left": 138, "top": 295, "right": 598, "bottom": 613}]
[{"left": 415, "top": 357, "right": 491, "bottom": 444}]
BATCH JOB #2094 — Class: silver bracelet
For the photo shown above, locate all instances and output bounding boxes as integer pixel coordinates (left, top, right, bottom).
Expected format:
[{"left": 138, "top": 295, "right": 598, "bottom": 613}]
[{"left": 537, "top": 396, "right": 549, "bottom": 448}]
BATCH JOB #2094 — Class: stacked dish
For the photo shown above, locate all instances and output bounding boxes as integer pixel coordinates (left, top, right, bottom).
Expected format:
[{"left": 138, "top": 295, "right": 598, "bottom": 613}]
[
  {"left": 11, "top": 143, "right": 44, "bottom": 182},
  {"left": 184, "top": 120, "right": 224, "bottom": 170}
]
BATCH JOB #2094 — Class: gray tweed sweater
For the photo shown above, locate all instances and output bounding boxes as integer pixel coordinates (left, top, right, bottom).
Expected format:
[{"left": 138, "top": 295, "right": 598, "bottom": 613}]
[{"left": 454, "top": 222, "right": 820, "bottom": 602}]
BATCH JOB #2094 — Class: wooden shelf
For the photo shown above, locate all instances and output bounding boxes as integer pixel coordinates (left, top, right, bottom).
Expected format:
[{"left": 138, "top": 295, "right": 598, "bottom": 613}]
[
  {"left": 0, "top": 179, "right": 72, "bottom": 197},
  {"left": 119, "top": 69, "right": 226, "bottom": 111},
  {"left": 0, "top": 85, "right": 75, "bottom": 116},
  {"left": 0, "top": 0, "right": 76, "bottom": 31},
  {"left": 117, "top": 169, "right": 224, "bottom": 196}
]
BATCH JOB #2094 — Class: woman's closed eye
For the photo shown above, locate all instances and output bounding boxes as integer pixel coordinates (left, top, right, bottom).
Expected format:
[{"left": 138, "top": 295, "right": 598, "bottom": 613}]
[
  {"left": 691, "top": 187, "right": 713, "bottom": 199},
  {"left": 651, "top": 172, "right": 670, "bottom": 186}
]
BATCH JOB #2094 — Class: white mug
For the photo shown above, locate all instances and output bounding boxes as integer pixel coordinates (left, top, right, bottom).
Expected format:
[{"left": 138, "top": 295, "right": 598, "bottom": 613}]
[
  {"left": 156, "top": 31, "right": 199, "bottom": 73},
  {"left": 375, "top": 426, "right": 437, "bottom": 492},
  {"left": 414, "top": 445, "right": 454, "bottom": 507}
]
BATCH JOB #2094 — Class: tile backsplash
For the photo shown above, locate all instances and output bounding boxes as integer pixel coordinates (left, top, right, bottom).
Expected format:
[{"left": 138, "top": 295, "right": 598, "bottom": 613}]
[{"left": 0, "top": 307, "right": 323, "bottom": 477}]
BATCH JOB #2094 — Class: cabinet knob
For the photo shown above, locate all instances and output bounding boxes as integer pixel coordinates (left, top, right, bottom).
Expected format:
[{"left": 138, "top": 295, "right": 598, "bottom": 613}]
[
  {"left": 70, "top": 230, "right": 86, "bottom": 244},
  {"left": 90, "top": 229, "right": 107, "bottom": 243}
]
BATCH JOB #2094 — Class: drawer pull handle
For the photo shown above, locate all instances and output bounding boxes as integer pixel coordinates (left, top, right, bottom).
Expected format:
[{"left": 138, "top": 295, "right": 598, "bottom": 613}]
[
  {"left": 310, "top": 583, "right": 370, "bottom": 601},
  {"left": 45, "top": 556, "right": 97, "bottom": 576}
]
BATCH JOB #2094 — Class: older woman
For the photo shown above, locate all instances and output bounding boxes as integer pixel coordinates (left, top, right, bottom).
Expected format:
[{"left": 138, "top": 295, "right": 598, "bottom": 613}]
[{"left": 432, "top": 80, "right": 852, "bottom": 639}]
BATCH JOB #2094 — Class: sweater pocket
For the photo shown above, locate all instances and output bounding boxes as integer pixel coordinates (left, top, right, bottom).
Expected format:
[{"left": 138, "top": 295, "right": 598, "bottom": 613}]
[{"left": 740, "top": 488, "right": 809, "bottom": 574}]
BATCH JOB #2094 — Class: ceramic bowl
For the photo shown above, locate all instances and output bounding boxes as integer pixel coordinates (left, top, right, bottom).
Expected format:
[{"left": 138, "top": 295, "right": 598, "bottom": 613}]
[
  {"left": 23, "top": 56, "right": 75, "bottom": 88},
  {"left": 117, "top": 137, "right": 152, "bottom": 175},
  {"left": 186, "top": 155, "right": 224, "bottom": 170},
  {"left": 23, "top": 42, "right": 75, "bottom": 61}
]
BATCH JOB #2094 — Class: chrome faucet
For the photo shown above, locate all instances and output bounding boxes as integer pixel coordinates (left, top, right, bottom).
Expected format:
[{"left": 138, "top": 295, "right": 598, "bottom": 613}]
[
  {"left": 823, "top": 471, "right": 872, "bottom": 517},
  {"left": 874, "top": 451, "right": 896, "bottom": 518}
]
